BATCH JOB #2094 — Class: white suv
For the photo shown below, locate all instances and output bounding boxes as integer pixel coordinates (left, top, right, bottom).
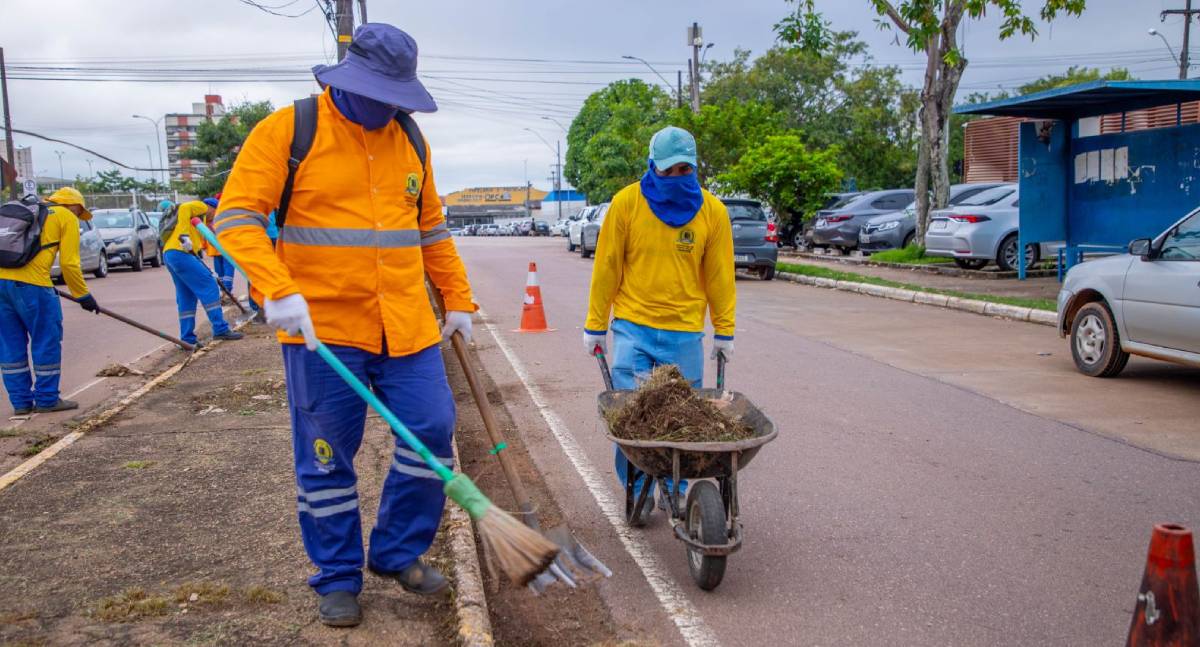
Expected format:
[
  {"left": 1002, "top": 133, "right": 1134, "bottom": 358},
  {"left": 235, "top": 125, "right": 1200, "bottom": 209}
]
[
  {"left": 568, "top": 206, "right": 594, "bottom": 252},
  {"left": 1058, "top": 207, "right": 1200, "bottom": 377}
]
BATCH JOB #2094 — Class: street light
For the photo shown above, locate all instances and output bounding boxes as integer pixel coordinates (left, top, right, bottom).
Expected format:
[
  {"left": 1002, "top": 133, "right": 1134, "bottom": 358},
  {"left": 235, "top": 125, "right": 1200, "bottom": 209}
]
[
  {"left": 1148, "top": 28, "right": 1182, "bottom": 67},
  {"left": 621, "top": 54, "right": 677, "bottom": 97},
  {"left": 541, "top": 116, "right": 568, "bottom": 133},
  {"left": 524, "top": 127, "right": 564, "bottom": 222},
  {"left": 132, "top": 114, "right": 166, "bottom": 185},
  {"left": 53, "top": 150, "right": 65, "bottom": 179},
  {"left": 700, "top": 42, "right": 715, "bottom": 65}
]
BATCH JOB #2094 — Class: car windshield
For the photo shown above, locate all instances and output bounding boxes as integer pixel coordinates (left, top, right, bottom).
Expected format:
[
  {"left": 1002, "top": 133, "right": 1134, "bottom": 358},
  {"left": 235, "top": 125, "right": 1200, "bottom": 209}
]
[
  {"left": 957, "top": 186, "right": 1015, "bottom": 206},
  {"left": 92, "top": 210, "right": 134, "bottom": 228},
  {"left": 726, "top": 203, "right": 766, "bottom": 221}
]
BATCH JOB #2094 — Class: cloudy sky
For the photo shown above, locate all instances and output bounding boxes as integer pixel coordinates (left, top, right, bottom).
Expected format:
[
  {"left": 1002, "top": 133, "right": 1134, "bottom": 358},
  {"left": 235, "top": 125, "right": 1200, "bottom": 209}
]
[{"left": 0, "top": 0, "right": 1192, "bottom": 193}]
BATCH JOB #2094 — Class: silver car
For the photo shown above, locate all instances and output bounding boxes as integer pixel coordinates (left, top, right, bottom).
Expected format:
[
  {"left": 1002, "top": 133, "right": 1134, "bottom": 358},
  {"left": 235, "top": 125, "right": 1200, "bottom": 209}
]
[
  {"left": 859, "top": 183, "right": 1005, "bottom": 253},
  {"left": 580, "top": 203, "right": 611, "bottom": 258},
  {"left": 923, "top": 185, "right": 1057, "bottom": 271},
  {"left": 1057, "top": 207, "right": 1200, "bottom": 377},
  {"left": 51, "top": 217, "right": 108, "bottom": 280},
  {"left": 91, "top": 208, "right": 163, "bottom": 271},
  {"left": 568, "top": 206, "right": 595, "bottom": 252}
]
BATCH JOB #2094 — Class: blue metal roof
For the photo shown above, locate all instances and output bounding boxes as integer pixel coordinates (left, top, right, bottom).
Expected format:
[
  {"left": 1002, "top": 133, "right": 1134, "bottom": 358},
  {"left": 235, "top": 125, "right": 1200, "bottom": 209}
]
[
  {"left": 954, "top": 80, "right": 1200, "bottom": 120},
  {"left": 542, "top": 190, "right": 586, "bottom": 202}
]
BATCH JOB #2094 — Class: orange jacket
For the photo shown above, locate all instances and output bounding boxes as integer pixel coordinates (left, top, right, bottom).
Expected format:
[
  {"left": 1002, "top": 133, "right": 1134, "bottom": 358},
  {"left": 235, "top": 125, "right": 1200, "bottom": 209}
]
[{"left": 215, "top": 89, "right": 475, "bottom": 356}]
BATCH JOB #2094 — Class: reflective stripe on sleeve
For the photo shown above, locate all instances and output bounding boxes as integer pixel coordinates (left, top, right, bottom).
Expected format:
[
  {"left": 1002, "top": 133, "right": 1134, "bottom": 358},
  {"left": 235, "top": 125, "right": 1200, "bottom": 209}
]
[
  {"left": 420, "top": 223, "right": 451, "bottom": 246},
  {"left": 279, "top": 226, "right": 421, "bottom": 248},
  {"left": 214, "top": 215, "right": 268, "bottom": 235},
  {"left": 214, "top": 209, "right": 269, "bottom": 228}
]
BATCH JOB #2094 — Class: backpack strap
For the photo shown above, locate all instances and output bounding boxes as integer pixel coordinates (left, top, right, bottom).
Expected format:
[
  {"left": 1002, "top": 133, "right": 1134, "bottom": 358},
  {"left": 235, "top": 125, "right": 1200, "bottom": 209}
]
[
  {"left": 395, "top": 112, "right": 428, "bottom": 223},
  {"left": 277, "top": 96, "right": 318, "bottom": 229}
]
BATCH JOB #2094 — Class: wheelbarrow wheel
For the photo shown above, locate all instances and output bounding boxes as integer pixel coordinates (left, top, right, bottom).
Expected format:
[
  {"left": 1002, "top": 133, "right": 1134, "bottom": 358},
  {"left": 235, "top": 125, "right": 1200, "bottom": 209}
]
[{"left": 685, "top": 480, "right": 727, "bottom": 590}]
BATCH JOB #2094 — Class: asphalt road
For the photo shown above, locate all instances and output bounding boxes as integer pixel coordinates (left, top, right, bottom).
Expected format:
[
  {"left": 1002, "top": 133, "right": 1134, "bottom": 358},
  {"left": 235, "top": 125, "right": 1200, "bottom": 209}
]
[{"left": 455, "top": 236, "right": 1200, "bottom": 647}]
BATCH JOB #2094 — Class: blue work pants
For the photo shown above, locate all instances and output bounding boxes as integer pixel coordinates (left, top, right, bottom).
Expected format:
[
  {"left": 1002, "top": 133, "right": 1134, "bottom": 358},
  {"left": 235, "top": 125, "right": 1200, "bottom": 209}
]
[
  {"left": 164, "top": 250, "right": 229, "bottom": 345},
  {"left": 0, "top": 279, "right": 63, "bottom": 410},
  {"left": 282, "top": 341, "right": 456, "bottom": 595},
  {"left": 211, "top": 255, "right": 235, "bottom": 294},
  {"left": 609, "top": 318, "right": 703, "bottom": 501}
]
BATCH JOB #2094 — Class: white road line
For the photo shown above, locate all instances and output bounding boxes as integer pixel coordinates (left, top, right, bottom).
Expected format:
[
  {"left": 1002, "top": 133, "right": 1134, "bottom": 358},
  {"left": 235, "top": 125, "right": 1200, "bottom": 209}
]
[{"left": 478, "top": 308, "right": 719, "bottom": 647}]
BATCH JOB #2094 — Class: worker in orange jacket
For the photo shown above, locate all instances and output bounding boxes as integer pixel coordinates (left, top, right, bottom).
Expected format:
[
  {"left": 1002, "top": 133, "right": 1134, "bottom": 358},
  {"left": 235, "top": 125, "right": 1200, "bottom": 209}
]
[{"left": 215, "top": 23, "right": 474, "bottom": 628}]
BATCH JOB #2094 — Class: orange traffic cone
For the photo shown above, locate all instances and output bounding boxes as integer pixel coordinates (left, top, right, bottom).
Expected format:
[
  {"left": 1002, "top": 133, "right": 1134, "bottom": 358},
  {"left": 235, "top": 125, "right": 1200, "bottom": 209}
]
[
  {"left": 514, "top": 262, "right": 555, "bottom": 333},
  {"left": 1126, "top": 523, "right": 1199, "bottom": 646}
]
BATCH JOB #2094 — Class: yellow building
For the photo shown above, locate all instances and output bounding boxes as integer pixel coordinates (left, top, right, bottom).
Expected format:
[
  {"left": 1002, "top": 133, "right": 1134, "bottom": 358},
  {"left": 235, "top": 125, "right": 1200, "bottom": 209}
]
[{"left": 442, "top": 185, "right": 548, "bottom": 227}]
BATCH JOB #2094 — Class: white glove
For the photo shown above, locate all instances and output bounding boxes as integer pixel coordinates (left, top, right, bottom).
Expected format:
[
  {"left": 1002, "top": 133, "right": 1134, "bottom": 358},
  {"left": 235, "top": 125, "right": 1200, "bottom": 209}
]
[
  {"left": 711, "top": 338, "right": 734, "bottom": 362},
  {"left": 583, "top": 330, "right": 607, "bottom": 357},
  {"left": 179, "top": 234, "right": 194, "bottom": 253},
  {"left": 264, "top": 293, "right": 318, "bottom": 350},
  {"left": 441, "top": 310, "right": 473, "bottom": 344}
]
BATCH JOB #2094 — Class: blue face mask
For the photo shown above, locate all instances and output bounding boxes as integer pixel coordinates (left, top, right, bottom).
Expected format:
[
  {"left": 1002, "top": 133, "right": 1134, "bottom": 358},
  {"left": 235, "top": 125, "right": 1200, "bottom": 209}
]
[
  {"left": 331, "top": 87, "right": 399, "bottom": 130},
  {"left": 640, "top": 160, "right": 703, "bottom": 227}
]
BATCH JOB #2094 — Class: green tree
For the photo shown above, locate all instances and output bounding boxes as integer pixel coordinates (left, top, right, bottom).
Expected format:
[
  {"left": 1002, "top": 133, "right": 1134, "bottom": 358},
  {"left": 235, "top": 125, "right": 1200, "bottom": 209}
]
[
  {"left": 867, "top": 0, "right": 1087, "bottom": 241},
  {"left": 565, "top": 80, "right": 672, "bottom": 204},
  {"left": 715, "top": 134, "right": 843, "bottom": 226},
  {"left": 181, "top": 100, "right": 274, "bottom": 196}
]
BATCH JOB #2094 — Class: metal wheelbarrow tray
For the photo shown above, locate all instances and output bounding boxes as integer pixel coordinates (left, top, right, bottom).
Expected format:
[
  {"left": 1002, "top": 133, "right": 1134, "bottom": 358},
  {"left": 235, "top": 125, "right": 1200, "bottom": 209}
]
[{"left": 597, "top": 385, "right": 777, "bottom": 591}]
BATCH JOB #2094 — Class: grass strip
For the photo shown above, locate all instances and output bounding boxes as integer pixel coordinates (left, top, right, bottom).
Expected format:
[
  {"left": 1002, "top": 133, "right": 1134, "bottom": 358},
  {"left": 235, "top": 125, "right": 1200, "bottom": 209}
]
[
  {"left": 776, "top": 262, "right": 1056, "bottom": 312},
  {"left": 863, "top": 245, "right": 952, "bottom": 265}
]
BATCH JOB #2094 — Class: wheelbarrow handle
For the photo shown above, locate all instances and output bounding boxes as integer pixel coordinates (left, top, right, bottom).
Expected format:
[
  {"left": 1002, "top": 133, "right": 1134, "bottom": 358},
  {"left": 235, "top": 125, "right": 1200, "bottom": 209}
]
[
  {"left": 716, "top": 351, "right": 727, "bottom": 390},
  {"left": 595, "top": 348, "right": 614, "bottom": 391}
]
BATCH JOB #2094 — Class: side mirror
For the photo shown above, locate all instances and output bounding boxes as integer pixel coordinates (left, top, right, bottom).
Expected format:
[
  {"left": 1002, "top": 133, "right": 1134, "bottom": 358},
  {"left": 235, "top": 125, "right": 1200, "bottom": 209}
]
[{"left": 1128, "top": 238, "right": 1153, "bottom": 260}]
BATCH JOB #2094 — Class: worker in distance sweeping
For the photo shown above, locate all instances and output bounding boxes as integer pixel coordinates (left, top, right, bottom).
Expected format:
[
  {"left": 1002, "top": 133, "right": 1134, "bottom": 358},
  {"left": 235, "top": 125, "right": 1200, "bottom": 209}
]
[
  {"left": 583, "top": 125, "right": 737, "bottom": 521},
  {"left": 216, "top": 23, "right": 475, "bottom": 628}
]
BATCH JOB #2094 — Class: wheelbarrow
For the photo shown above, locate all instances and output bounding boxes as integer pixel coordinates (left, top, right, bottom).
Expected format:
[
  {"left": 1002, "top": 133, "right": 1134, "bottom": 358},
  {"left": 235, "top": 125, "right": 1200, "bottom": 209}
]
[{"left": 594, "top": 350, "right": 777, "bottom": 590}]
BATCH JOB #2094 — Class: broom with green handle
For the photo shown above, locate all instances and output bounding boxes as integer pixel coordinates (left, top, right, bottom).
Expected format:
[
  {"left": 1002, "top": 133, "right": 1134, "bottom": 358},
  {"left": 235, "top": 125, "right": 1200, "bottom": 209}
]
[{"left": 191, "top": 218, "right": 560, "bottom": 585}]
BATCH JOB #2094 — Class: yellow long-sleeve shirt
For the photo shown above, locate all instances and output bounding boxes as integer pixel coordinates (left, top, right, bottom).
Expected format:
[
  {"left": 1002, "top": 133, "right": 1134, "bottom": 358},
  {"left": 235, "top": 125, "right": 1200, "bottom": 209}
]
[
  {"left": 585, "top": 182, "right": 736, "bottom": 337},
  {"left": 163, "top": 201, "right": 208, "bottom": 254},
  {"left": 0, "top": 205, "right": 90, "bottom": 298}
]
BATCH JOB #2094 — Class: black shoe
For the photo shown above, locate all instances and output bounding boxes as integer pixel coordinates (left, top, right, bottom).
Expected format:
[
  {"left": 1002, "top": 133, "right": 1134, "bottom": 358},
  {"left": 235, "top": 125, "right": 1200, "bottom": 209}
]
[
  {"left": 369, "top": 560, "right": 449, "bottom": 596},
  {"left": 213, "top": 330, "right": 244, "bottom": 341},
  {"left": 317, "top": 590, "right": 361, "bottom": 627},
  {"left": 34, "top": 399, "right": 78, "bottom": 413}
]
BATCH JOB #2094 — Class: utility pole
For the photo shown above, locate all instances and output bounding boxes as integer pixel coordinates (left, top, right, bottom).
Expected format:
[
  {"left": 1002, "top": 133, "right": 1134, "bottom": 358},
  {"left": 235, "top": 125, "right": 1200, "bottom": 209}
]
[
  {"left": 1163, "top": 0, "right": 1200, "bottom": 79},
  {"left": 525, "top": 181, "right": 532, "bottom": 220},
  {"left": 356, "top": 0, "right": 368, "bottom": 23},
  {"left": 0, "top": 47, "right": 17, "bottom": 199},
  {"left": 688, "top": 22, "right": 702, "bottom": 113},
  {"left": 54, "top": 150, "right": 65, "bottom": 180},
  {"left": 555, "top": 140, "right": 562, "bottom": 222},
  {"left": 336, "top": 0, "right": 355, "bottom": 61},
  {"left": 677, "top": 70, "right": 684, "bottom": 109}
]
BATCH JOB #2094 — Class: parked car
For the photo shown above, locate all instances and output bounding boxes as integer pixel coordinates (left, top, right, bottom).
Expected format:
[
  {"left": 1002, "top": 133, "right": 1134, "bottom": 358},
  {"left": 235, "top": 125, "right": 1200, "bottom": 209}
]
[
  {"left": 789, "top": 192, "right": 862, "bottom": 249},
  {"left": 579, "top": 203, "right": 611, "bottom": 258},
  {"left": 810, "top": 189, "right": 915, "bottom": 252},
  {"left": 481, "top": 224, "right": 500, "bottom": 236},
  {"left": 145, "top": 211, "right": 163, "bottom": 229},
  {"left": 923, "top": 185, "right": 1058, "bottom": 271},
  {"left": 91, "top": 208, "right": 162, "bottom": 271},
  {"left": 721, "top": 198, "right": 779, "bottom": 280},
  {"left": 859, "top": 183, "right": 1006, "bottom": 253},
  {"left": 532, "top": 220, "right": 550, "bottom": 236},
  {"left": 1057, "top": 207, "right": 1200, "bottom": 377},
  {"left": 450, "top": 228, "right": 463, "bottom": 236},
  {"left": 516, "top": 220, "right": 533, "bottom": 236},
  {"left": 568, "top": 206, "right": 596, "bottom": 252},
  {"left": 51, "top": 217, "right": 108, "bottom": 280}
]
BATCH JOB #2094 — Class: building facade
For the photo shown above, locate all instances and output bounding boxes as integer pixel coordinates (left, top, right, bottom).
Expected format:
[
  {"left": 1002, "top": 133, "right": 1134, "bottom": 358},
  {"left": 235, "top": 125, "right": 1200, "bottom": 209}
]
[
  {"left": 442, "top": 185, "right": 548, "bottom": 228},
  {"left": 0, "top": 141, "right": 35, "bottom": 181},
  {"left": 539, "top": 189, "right": 587, "bottom": 222},
  {"left": 165, "top": 95, "right": 225, "bottom": 182}
]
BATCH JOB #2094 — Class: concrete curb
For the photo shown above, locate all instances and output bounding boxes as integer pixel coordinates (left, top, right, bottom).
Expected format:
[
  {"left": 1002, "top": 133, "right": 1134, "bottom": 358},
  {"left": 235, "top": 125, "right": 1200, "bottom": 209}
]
[
  {"left": 779, "top": 250, "right": 1060, "bottom": 280},
  {"left": 447, "top": 438, "right": 495, "bottom": 647},
  {"left": 776, "top": 271, "right": 1057, "bottom": 327}
]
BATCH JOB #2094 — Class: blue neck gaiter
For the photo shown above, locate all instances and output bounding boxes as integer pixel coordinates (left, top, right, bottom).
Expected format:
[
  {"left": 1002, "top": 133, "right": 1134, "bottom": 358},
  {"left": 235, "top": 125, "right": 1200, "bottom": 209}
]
[
  {"left": 640, "top": 160, "right": 703, "bottom": 227},
  {"left": 331, "top": 87, "right": 399, "bottom": 130}
]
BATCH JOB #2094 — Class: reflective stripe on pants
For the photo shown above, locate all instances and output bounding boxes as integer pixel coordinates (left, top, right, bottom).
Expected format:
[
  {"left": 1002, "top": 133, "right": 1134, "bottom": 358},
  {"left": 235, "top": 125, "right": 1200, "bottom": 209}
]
[
  {"left": 0, "top": 279, "right": 64, "bottom": 409},
  {"left": 283, "top": 341, "right": 455, "bottom": 595}
]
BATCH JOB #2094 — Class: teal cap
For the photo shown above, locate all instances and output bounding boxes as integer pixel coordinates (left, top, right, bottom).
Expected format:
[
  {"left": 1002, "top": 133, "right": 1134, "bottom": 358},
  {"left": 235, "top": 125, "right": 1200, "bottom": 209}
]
[{"left": 649, "top": 126, "right": 697, "bottom": 170}]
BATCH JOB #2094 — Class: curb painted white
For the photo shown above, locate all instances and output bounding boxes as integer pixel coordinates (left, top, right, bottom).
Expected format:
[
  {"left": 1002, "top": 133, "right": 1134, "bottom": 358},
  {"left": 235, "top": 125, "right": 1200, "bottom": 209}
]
[
  {"left": 448, "top": 437, "right": 495, "bottom": 647},
  {"left": 776, "top": 271, "right": 1055, "bottom": 327},
  {"left": 477, "top": 308, "right": 721, "bottom": 647}
]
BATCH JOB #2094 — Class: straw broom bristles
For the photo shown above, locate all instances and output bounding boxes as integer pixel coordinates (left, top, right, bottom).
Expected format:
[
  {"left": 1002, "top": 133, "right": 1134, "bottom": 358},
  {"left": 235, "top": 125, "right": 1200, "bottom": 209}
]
[{"left": 476, "top": 506, "right": 560, "bottom": 586}]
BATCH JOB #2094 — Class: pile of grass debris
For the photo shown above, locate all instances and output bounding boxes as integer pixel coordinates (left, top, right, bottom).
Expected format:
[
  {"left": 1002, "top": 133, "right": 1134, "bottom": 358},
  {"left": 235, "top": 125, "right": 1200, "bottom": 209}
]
[{"left": 606, "top": 365, "right": 754, "bottom": 443}]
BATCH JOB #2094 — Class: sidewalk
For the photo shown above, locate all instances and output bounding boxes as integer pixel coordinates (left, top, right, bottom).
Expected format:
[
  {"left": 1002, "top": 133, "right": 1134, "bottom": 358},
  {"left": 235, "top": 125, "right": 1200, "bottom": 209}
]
[{"left": 0, "top": 324, "right": 455, "bottom": 646}]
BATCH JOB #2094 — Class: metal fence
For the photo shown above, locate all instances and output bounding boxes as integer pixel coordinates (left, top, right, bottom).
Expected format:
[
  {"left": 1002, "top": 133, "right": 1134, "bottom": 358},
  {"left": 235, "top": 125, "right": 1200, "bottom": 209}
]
[{"left": 82, "top": 192, "right": 187, "bottom": 212}]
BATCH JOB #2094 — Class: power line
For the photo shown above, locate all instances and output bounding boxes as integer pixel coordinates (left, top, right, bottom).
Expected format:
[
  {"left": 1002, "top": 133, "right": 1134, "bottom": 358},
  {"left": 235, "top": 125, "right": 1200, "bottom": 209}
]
[{"left": 237, "top": 0, "right": 318, "bottom": 18}]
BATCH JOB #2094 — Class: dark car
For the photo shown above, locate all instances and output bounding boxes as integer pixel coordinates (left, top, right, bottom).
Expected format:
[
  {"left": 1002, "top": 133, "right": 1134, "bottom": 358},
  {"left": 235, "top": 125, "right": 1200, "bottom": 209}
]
[
  {"left": 721, "top": 198, "right": 778, "bottom": 280},
  {"left": 533, "top": 220, "right": 550, "bottom": 236},
  {"left": 858, "top": 183, "right": 1006, "bottom": 253},
  {"left": 809, "top": 189, "right": 915, "bottom": 253},
  {"left": 787, "top": 191, "right": 862, "bottom": 249}
]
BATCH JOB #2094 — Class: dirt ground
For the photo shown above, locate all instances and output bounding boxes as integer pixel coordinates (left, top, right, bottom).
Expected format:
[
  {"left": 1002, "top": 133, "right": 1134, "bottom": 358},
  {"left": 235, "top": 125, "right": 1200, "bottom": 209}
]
[{"left": 0, "top": 324, "right": 455, "bottom": 646}]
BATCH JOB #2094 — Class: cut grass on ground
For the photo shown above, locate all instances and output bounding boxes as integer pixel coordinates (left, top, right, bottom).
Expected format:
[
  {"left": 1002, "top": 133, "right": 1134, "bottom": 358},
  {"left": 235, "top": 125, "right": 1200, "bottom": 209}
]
[
  {"left": 776, "top": 262, "right": 1056, "bottom": 312},
  {"left": 865, "top": 245, "right": 952, "bottom": 265},
  {"left": 93, "top": 588, "right": 171, "bottom": 622}
]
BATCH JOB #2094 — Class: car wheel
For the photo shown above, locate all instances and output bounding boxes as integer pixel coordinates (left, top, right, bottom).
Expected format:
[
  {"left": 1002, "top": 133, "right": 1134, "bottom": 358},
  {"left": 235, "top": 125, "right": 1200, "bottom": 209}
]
[
  {"left": 1070, "top": 301, "right": 1130, "bottom": 378},
  {"left": 953, "top": 258, "right": 988, "bottom": 270},
  {"left": 131, "top": 245, "right": 144, "bottom": 272},
  {"left": 149, "top": 243, "right": 163, "bottom": 268},
  {"left": 567, "top": 238, "right": 576, "bottom": 252},
  {"left": 793, "top": 232, "right": 806, "bottom": 249},
  {"left": 581, "top": 242, "right": 592, "bottom": 259},
  {"left": 757, "top": 265, "right": 776, "bottom": 281},
  {"left": 93, "top": 254, "right": 108, "bottom": 279},
  {"left": 996, "top": 234, "right": 1039, "bottom": 272},
  {"left": 902, "top": 232, "right": 915, "bottom": 249}
]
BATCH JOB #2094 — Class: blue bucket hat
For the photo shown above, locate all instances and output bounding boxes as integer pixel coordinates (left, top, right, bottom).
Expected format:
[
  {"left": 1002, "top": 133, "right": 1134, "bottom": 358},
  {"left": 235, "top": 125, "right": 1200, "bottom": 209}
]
[
  {"left": 649, "top": 126, "right": 697, "bottom": 170},
  {"left": 312, "top": 23, "right": 437, "bottom": 113},
  {"left": 202, "top": 197, "right": 219, "bottom": 208}
]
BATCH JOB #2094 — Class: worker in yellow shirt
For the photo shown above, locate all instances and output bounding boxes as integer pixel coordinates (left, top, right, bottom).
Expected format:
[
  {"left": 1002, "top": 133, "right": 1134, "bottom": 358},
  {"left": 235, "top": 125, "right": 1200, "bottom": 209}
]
[
  {"left": 584, "top": 126, "right": 736, "bottom": 522},
  {"left": 0, "top": 187, "right": 100, "bottom": 415},
  {"left": 216, "top": 23, "right": 475, "bottom": 628},
  {"left": 161, "top": 200, "right": 243, "bottom": 347}
]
